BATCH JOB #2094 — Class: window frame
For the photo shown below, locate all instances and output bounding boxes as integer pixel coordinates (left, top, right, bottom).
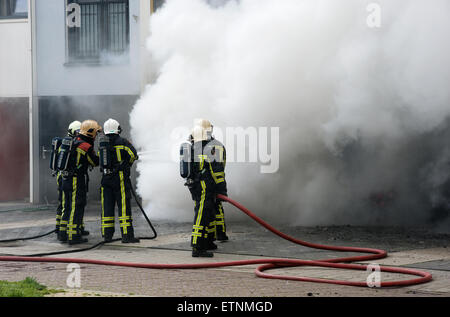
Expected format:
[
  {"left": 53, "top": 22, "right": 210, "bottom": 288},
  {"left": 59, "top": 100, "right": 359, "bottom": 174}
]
[
  {"left": 64, "top": 0, "right": 130, "bottom": 66},
  {"left": 0, "top": 0, "right": 29, "bottom": 20},
  {"left": 150, "top": 0, "right": 165, "bottom": 14}
]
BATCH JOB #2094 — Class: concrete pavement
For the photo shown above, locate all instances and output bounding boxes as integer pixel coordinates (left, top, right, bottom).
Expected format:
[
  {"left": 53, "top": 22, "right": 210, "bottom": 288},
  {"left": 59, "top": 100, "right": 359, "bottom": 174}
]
[{"left": 0, "top": 202, "right": 449, "bottom": 298}]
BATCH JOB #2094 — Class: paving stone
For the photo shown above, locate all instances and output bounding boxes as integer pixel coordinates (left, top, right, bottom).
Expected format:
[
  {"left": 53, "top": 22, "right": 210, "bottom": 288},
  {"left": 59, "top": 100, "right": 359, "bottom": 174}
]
[
  {"left": 0, "top": 205, "right": 450, "bottom": 297},
  {"left": 405, "top": 259, "right": 450, "bottom": 272}
]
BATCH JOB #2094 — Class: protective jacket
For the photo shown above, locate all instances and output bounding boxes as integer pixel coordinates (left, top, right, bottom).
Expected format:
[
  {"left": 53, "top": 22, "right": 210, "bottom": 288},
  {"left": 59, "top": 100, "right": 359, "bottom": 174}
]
[{"left": 59, "top": 135, "right": 99, "bottom": 242}]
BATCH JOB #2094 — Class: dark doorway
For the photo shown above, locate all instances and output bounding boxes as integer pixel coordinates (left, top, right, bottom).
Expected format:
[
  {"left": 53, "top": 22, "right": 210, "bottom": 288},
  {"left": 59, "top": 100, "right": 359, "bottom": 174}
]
[{"left": 0, "top": 98, "right": 29, "bottom": 202}]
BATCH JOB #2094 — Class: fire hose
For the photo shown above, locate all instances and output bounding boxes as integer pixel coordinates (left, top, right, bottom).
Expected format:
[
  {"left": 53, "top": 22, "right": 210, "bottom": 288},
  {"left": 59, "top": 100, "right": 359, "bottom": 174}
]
[{"left": 0, "top": 194, "right": 432, "bottom": 288}]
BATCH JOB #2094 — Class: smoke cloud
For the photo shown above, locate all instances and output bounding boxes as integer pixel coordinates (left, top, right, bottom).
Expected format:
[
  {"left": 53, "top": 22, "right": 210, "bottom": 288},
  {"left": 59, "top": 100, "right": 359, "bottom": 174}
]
[{"left": 130, "top": 0, "right": 450, "bottom": 230}]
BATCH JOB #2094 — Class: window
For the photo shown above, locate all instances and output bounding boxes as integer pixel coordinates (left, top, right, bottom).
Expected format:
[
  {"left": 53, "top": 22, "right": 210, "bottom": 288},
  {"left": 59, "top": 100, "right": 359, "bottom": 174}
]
[
  {"left": 66, "top": 0, "right": 129, "bottom": 64},
  {"left": 0, "top": 0, "right": 28, "bottom": 19},
  {"left": 151, "top": 0, "right": 166, "bottom": 13}
]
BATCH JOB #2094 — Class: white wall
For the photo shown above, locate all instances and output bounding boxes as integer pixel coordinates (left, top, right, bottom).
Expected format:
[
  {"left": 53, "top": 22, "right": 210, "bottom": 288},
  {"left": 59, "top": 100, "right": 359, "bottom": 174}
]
[
  {"left": 0, "top": 20, "right": 31, "bottom": 97},
  {"left": 35, "top": 0, "right": 142, "bottom": 96}
]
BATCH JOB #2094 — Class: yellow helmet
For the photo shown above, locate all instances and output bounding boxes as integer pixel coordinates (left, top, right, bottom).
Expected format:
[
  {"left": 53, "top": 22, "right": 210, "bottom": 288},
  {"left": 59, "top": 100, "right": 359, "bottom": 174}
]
[
  {"left": 192, "top": 119, "right": 213, "bottom": 142},
  {"left": 79, "top": 120, "right": 102, "bottom": 139}
]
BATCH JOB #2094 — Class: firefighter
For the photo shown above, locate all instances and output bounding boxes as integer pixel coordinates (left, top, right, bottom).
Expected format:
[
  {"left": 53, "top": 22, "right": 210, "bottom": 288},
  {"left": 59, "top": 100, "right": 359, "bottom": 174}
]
[
  {"left": 188, "top": 130, "right": 229, "bottom": 242},
  {"left": 188, "top": 119, "right": 228, "bottom": 257},
  {"left": 55, "top": 121, "right": 81, "bottom": 235},
  {"left": 100, "top": 119, "right": 140, "bottom": 243},
  {"left": 58, "top": 120, "right": 100, "bottom": 245}
]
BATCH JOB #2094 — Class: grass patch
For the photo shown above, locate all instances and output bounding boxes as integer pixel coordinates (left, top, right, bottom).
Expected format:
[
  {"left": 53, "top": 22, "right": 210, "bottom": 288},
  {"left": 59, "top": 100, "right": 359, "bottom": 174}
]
[{"left": 0, "top": 277, "right": 59, "bottom": 297}]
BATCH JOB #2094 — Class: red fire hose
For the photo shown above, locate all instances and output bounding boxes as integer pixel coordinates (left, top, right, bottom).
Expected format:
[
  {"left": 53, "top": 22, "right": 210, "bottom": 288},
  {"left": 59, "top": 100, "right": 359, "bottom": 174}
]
[
  {"left": 217, "top": 195, "right": 432, "bottom": 287},
  {"left": 0, "top": 195, "right": 432, "bottom": 288}
]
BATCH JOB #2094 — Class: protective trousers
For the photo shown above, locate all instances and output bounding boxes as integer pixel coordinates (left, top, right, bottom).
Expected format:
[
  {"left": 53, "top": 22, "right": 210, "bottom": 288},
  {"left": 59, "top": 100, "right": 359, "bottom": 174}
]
[
  {"left": 55, "top": 173, "right": 63, "bottom": 232},
  {"left": 101, "top": 171, "right": 135, "bottom": 240},
  {"left": 191, "top": 180, "right": 216, "bottom": 250},
  {"left": 59, "top": 174, "right": 87, "bottom": 242},
  {"left": 214, "top": 201, "right": 227, "bottom": 239}
]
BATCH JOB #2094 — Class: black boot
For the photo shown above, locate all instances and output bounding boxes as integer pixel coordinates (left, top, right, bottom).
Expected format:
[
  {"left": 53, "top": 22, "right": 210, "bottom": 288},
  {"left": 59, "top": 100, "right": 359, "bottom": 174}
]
[
  {"left": 122, "top": 234, "right": 140, "bottom": 244},
  {"left": 81, "top": 229, "right": 90, "bottom": 236},
  {"left": 207, "top": 241, "right": 218, "bottom": 250},
  {"left": 68, "top": 237, "right": 88, "bottom": 245},
  {"left": 57, "top": 231, "right": 68, "bottom": 243},
  {"left": 192, "top": 248, "right": 214, "bottom": 258},
  {"left": 217, "top": 232, "right": 229, "bottom": 241}
]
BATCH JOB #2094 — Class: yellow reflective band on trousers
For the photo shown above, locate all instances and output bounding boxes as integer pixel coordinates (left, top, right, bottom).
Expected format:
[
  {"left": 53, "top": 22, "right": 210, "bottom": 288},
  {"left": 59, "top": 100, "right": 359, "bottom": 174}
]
[
  {"left": 101, "top": 186, "right": 104, "bottom": 230},
  {"left": 119, "top": 171, "right": 128, "bottom": 234},
  {"left": 59, "top": 191, "right": 66, "bottom": 229},
  {"left": 101, "top": 174, "right": 133, "bottom": 236},
  {"left": 59, "top": 221, "right": 68, "bottom": 232},
  {"left": 100, "top": 187, "right": 115, "bottom": 235},
  {"left": 60, "top": 187, "right": 67, "bottom": 231},
  {"left": 215, "top": 203, "right": 225, "bottom": 237},
  {"left": 216, "top": 204, "right": 225, "bottom": 226},
  {"left": 192, "top": 180, "right": 206, "bottom": 245},
  {"left": 68, "top": 177, "right": 77, "bottom": 239},
  {"left": 60, "top": 189, "right": 66, "bottom": 233},
  {"left": 119, "top": 215, "right": 132, "bottom": 231},
  {"left": 56, "top": 214, "right": 62, "bottom": 225},
  {"left": 206, "top": 224, "right": 216, "bottom": 235}
]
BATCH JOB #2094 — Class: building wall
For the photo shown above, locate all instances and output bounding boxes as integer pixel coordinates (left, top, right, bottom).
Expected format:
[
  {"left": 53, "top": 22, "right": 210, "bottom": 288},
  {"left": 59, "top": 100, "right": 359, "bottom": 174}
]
[
  {"left": 0, "top": 20, "right": 31, "bottom": 97},
  {"left": 37, "top": 95, "right": 139, "bottom": 204},
  {"left": 35, "top": 0, "right": 142, "bottom": 97},
  {"left": 33, "top": 0, "right": 149, "bottom": 203},
  {"left": 0, "top": 1, "right": 152, "bottom": 203},
  {"left": 0, "top": 98, "right": 30, "bottom": 202},
  {"left": 0, "top": 15, "right": 31, "bottom": 201}
]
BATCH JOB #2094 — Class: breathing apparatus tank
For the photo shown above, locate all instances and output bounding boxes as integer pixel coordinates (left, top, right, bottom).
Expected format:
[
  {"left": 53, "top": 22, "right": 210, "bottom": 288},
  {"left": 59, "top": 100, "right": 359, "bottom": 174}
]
[
  {"left": 56, "top": 137, "right": 74, "bottom": 172},
  {"left": 99, "top": 135, "right": 112, "bottom": 173},
  {"left": 50, "top": 137, "right": 63, "bottom": 172},
  {"left": 181, "top": 119, "right": 213, "bottom": 179},
  {"left": 180, "top": 141, "right": 193, "bottom": 179}
]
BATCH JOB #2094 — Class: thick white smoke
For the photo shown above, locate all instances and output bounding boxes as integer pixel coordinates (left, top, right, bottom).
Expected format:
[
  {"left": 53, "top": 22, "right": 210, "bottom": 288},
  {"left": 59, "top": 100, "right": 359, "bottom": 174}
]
[{"left": 130, "top": 0, "right": 450, "bottom": 229}]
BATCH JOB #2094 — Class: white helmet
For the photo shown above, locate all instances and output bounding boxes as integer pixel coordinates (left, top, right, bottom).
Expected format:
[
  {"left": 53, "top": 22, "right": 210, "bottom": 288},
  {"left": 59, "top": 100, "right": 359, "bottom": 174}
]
[
  {"left": 68, "top": 120, "right": 82, "bottom": 137},
  {"left": 103, "top": 118, "right": 122, "bottom": 135},
  {"left": 192, "top": 119, "right": 213, "bottom": 142}
]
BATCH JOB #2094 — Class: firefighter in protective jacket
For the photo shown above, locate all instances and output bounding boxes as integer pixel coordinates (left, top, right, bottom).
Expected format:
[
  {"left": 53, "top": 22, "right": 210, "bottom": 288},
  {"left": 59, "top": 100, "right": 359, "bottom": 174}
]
[
  {"left": 100, "top": 119, "right": 140, "bottom": 243},
  {"left": 54, "top": 120, "right": 81, "bottom": 234},
  {"left": 58, "top": 120, "right": 100, "bottom": 245},
  {"left": 188, "top": 119, "right": 228, "bottom": 257}
]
